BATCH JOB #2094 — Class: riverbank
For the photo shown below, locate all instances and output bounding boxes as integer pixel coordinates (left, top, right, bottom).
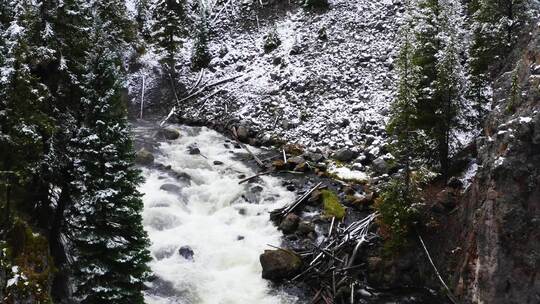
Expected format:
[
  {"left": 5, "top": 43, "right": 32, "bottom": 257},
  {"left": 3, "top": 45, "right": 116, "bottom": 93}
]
[{"left": 131, "top": 118, "right": 450, "bottom": 303}]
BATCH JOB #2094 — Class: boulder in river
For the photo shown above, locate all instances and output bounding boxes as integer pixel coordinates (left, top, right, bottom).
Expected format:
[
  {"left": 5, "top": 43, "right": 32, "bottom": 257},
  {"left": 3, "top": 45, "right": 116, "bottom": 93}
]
[
  {"left": 178, "top": 246, "right": 194, "bottom": 260},
  {"left": 160, "top": 184, "right": 182, "bottom": 193},
  {"left": 187, "top": 144, "right": 200, "bottom": 155},
  {"left": 157, "top": 128, "right": 180, "bottom": 140},
  {"left": 279, "top": 213, "right": 300, "bottom": 234},
  {"left": 135, "top": 148, "right": 154, "bottom": 166},
  {"left": 260, "top": 249, "right": 302, "bottom": 281}
]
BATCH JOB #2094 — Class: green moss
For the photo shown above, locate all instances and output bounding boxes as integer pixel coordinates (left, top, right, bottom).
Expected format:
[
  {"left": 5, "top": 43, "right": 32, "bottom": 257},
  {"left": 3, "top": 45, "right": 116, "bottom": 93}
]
[{"left": 321, "top": 190, "right": 346, "bottom": 220}]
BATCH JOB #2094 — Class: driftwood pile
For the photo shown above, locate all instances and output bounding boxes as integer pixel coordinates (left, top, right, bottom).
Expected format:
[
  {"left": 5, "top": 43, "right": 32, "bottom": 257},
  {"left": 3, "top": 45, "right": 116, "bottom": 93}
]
[
  {"left": 291, "top": 213, "right": 378, "bottom": 304},
  {"left": 270, "top": 182, "right": 379, "bottom": 304}
]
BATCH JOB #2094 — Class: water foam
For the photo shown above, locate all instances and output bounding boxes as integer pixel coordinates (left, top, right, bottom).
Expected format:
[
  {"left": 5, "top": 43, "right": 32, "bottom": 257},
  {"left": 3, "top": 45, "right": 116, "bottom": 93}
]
[{"left": 139, "top": 126, "right": 297, "bottom": 304}]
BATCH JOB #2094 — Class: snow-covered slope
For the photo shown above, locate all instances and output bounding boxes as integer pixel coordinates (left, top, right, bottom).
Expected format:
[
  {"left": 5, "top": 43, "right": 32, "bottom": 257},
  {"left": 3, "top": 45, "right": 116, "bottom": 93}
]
[{"left": 130, "top": 0, "right": 402, "bottom": 156}]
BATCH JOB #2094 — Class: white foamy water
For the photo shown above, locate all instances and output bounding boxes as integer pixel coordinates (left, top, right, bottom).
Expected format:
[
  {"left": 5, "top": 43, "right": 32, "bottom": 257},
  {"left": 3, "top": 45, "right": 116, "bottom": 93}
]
[{"left": 138, "top": 125, "right": 297, "bottom": 304}]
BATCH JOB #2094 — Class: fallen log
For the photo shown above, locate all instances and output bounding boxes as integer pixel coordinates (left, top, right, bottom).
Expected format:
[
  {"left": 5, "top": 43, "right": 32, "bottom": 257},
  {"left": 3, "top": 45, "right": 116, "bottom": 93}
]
[{"left": 238, "top": 170, "right": 273, "bottom": 184}]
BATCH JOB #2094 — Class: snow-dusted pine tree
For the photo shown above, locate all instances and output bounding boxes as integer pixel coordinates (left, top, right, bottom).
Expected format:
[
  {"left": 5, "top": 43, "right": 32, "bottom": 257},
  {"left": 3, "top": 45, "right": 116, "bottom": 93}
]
[
  {"left": 432, "top": 0, "right": 468, "bottom": 177},
  {"left": 191, "top": 10, "right": 211, "bottom": 71},
  {"left": 135, "top": 0, "right": 152, "bottom": 39},
  {"left": 406, "top": 0, "right": 468, "bottom": 178},
  {"left": 0, "top": 0, "right": 53, "bottom": 182},
  {"left": 468, "top": 0, "right": 535, "bottom": 115},
  {"left": 68, "top": 18, "right": 151, "bottom": 304},
  {"left": 91, "top": 0, "right": 136, "bottom": 46},
  {"left": 387, "top": 0, "right": 426, "bottom": 169},
  {"left": 151, "top": 0, "right": 187, "bottom": 77}
]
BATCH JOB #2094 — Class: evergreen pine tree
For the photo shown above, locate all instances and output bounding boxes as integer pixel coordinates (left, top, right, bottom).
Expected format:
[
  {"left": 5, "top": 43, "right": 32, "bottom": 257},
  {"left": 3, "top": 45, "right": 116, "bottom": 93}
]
[
  {"left": 151, "top": 0, "right": 186, "bottom": 77},
  {"left": 68, "top": 18, "right": 151, "bottom": 304},
  {"left": 91, "top": 0, "right": 136, "bottom": 46},
  {"left": 0, "top": 0, "right": 53, "bottom": 182},
  {"left": 409, "top": 0, "right": 467, "bottom": 178},
  {"left": 468, "top": 0, "right": 535, "bottom": 114},
  {"left": 0, "top": 0, "right": 54, "bottom": 228},
  {"left": 191, "top": 11, "right": 211, "bottom": 71},
  {"left": 387, "top": 0, "right": 424, "bottom": 173},
  {"left": 135, "top": 0, "right": 152, "bottom": 39}
]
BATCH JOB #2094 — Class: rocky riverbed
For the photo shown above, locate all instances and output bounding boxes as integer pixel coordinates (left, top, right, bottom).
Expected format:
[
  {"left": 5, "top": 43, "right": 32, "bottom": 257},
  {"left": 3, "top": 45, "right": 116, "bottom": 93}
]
[{"left": 132, "top": 119, "right": 449, "bottom": 304}]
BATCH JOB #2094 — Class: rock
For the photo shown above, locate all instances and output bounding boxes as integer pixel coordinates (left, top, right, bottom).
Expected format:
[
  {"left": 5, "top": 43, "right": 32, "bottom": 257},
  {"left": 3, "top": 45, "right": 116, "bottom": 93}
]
[
  {"left": 447, "top": 177, "right": 463, "bottom": 189},
  {"left": 287, "top": 156, "right": 306, "bottom": 167},
  {"left": 160, "top": 184, "right": 182, "bottom": 193},
  {"left": 187, "top": 144, "right": 200, "bottom": 155},
  {"left": 135, "top": 148, "right": 154, "bottom": 166},
  {"left": 236, "top": 126, "right": 249, "bottom": 142},
  {"left": 283, "top": 143, "right": 304, "bottom": 156},
  {"left": 213, "top": 160, "right": 224, "bottom": 165},
  {"left": 272, "top": 160, "right": 286, "bottom": 170},
  {"left": 260, "top": 249, "right": 302, "bottom": 281},
  {"left": 297, "top": 221, "right": 315, "bottom": 235},
  {"left": 178, "top": 246, "right": 194, "bottom": 260},
  {"left": 308, "top": 190, "right": 322, "bottom": 205},
  {"left": 173, "top": 171, "right": 192, "bottom": 183},
  {"left": 237, "top": 235, "right": 245, "bottom": 241},
  {"left": 154, "top": 247, "right": 176, "bottom": 260},
  {"left": 304, "top": 152, "right": 324, "bottom": 162},
  {"left": 157, "top": 128, "right": 180, "bottom": 140},
  {"left": 279, "top": 213, "right": 300, "bottom": 234},
  {"left": 286, "top": 184, "right": 296, "bottom": 192},
  {"left": 372, "top": 157, "right": 389, "bottom": 174},
  {"left": 333, "top": 148, "right": 356, "bottom": 162}
]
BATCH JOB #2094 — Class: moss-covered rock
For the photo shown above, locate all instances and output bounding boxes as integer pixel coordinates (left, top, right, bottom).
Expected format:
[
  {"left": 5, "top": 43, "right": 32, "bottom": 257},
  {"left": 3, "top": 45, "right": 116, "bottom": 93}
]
[{"left": 321, "top": 190, "right": 346, "bottom": 220}]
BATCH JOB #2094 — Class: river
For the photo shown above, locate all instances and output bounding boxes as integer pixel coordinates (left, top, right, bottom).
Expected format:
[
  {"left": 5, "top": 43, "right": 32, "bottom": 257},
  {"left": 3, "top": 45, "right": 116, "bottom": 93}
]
[{"left": 134, "top": 123, "right": 299, "bottom": 304}]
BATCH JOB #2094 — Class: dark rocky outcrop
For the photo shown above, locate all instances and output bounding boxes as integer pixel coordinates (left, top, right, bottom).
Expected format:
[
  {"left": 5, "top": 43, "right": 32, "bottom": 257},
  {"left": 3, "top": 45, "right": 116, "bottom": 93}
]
[{"left": 432, "top": 26, "right": 540, "bottom": 304}]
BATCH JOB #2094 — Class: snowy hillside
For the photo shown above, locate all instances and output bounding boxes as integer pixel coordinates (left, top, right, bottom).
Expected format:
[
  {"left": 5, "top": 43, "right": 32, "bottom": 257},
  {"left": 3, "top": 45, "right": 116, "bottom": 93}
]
[{"left": 130, "top": 0, "right": 402, "bottom": 156}]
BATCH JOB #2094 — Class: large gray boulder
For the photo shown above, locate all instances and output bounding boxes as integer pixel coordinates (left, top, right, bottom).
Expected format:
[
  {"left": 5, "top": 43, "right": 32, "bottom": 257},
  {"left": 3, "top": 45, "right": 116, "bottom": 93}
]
[
  {"left": 157, "top": 128, "right": 180, "bottom": 140},
  {"left": 333, "top": 148, "right": 356, "bottom": 162},
  {"left": 260, "top": 249, "right": 302, "bottom": 281},
  {"left": 135, "top": 148, "right": 154, "bottom": 166}
]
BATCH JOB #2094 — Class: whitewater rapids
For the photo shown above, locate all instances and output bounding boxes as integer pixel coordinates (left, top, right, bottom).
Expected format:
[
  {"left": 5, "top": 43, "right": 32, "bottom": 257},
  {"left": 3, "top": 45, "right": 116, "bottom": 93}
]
[{"left": 138, "top": 125, "right": 298, "bottom": 304}]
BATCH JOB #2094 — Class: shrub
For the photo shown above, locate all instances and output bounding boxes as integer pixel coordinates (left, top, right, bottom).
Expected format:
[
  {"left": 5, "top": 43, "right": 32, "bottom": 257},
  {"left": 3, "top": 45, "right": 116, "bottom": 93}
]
[{"left": 374, "top": 168, "right": 432, "bottom": 252}]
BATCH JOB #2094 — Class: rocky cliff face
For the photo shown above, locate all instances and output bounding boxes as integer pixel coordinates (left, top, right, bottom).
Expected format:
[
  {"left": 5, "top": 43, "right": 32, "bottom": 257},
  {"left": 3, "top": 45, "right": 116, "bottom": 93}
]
[{"left": 435, "top": 24, "right": 540, "bottom": 304}]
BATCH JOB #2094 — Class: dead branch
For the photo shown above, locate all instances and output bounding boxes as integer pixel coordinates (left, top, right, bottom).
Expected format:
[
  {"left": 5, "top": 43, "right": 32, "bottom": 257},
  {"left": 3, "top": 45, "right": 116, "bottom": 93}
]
[{"left": 231, "top": 126, "right": 265, "bottom": 168}]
